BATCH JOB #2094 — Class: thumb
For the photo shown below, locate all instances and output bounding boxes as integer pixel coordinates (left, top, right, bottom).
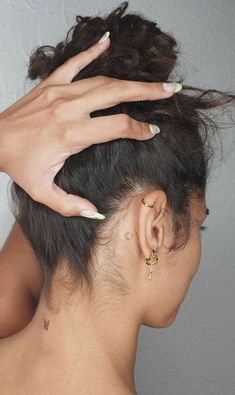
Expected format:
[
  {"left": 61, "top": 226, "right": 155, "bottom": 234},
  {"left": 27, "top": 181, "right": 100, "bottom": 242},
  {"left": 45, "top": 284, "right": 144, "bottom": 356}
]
[{"left": 36, "top": 183, "right": 105, "bottom": 219}]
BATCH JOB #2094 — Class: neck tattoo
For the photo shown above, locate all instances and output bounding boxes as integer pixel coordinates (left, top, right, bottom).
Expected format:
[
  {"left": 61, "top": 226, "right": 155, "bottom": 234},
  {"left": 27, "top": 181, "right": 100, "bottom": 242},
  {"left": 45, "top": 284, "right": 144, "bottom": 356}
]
[{"left": 43, "top": 318, "right": 50, "bottom": 331}]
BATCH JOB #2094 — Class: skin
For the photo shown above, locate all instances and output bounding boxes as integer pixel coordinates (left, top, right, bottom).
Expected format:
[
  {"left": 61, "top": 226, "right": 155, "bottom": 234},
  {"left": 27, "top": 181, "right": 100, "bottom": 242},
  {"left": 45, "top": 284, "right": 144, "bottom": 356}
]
[
  {"left": 0, "top": 190, "right": 208, "bottom": 394},
  {"left": 0, "top": 33, "right": 178, "bottom": 217},
  {"left": 0, "top": 34, "right": 179, "bottom": 337},
  {"left": 0, "top": 222, "right": 42, "bottom": 337},
  {"left": 0, "top": 30, "right": 183, "bottom": 392}
]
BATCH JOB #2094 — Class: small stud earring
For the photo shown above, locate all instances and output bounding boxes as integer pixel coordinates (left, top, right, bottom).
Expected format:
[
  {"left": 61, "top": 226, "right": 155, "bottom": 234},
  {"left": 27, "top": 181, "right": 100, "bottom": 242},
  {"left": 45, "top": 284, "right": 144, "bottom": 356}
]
[{"left": 145, "top": 249, "right": 159, "bottom": 281}]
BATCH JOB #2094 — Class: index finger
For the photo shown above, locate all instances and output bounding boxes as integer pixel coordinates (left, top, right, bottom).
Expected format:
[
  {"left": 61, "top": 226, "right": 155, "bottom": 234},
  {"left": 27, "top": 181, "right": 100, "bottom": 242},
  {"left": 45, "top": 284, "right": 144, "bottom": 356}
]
[
  {"left": 71, "top": 81, "right": 183, "bottom": 114},
  {"left": 44, "top": 31, "right": 111, "bottom": 86}
]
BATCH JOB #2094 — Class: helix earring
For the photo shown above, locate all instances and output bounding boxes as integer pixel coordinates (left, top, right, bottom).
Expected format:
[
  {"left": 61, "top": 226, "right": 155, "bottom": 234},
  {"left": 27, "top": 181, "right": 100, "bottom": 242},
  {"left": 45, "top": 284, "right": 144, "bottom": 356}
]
[
  {"left": 141, "top": 198, "right": 155, "bottom": 208},
  {"left": 145, "top": 249, "right": 159, "bottom": 281}
]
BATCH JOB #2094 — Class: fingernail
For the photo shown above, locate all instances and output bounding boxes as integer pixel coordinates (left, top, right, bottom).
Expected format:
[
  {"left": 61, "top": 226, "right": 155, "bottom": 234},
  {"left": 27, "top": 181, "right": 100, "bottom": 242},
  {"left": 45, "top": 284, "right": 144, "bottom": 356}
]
[
  {"left": 149, "top": 124, "right": 161, "bottom": 135},
  {"left": 98, "top": 31, "right": 110, "bottom": 45},
  {"left": 80, "top": 210, "right": 106, "bottom": 220},
  {"left": 163, "top": 82, "right": 182, "bottom": 93}
]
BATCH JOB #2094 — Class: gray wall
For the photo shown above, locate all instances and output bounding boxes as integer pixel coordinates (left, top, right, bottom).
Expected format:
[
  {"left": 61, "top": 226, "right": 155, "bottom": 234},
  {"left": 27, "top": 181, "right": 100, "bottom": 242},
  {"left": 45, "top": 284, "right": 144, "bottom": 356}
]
[{"left": 0, "top": 1, "right": 234, "bottom": 394}]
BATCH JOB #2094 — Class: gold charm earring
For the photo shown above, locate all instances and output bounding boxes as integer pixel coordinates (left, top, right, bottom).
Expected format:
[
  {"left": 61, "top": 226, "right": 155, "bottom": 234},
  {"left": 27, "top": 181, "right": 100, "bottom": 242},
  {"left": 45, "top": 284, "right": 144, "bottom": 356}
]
[{"left": 145, "top": 249, "right": 159, "bottom": 281}]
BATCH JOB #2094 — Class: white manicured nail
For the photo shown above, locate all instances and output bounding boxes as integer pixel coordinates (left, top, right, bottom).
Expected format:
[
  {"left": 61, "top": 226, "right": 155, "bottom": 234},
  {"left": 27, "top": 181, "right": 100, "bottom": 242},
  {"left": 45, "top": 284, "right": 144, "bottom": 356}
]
[
  {"left": 149, "top": 124, "right": 161, "bottom": 135},
  {"left": 98, "top": 31, "right": 110, "bottom": 45},
  {"left": 163, "top": 82, "right": 182, "bottom": 93},
  {"left": 80, "top": 210, "right": 106, "bottom": 220}
]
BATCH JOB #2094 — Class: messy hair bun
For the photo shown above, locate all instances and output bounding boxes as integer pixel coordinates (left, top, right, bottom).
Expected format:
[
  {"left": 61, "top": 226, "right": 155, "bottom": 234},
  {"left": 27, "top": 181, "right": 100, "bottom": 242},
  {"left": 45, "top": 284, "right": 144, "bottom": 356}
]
[
  {"left": 13, "top": 2, "right": 235, "bottom": 290},
  {"left": 28, "top": 1, "right": 177, "bottom": 82},
  {"left": 27, "top": 1, "right": 233, "bottom": 143}
]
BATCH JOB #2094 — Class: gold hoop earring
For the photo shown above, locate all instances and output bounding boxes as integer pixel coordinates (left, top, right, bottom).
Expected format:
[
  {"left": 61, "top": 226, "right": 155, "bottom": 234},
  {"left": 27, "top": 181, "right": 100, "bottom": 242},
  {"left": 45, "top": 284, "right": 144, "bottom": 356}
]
[
  {"left": 145, "top": 249, "right": 159, "bottom": 281},
  {"left": 141, "top": 198, "right": 154, "bottom": 208}
]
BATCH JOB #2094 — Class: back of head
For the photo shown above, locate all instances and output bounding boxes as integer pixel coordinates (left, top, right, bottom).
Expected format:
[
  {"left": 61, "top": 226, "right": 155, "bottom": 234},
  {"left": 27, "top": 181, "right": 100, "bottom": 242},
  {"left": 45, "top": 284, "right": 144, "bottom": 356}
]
[{"left": 12, "top": 2, "right": 234, "bottom": 294}]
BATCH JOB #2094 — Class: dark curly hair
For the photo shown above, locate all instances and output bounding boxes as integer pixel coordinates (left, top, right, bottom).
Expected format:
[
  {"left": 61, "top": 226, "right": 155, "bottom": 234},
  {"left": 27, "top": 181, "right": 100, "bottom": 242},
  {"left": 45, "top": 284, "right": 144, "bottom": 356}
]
[{"left": 12, "top": 2, "right": 235, "bottom": 294}]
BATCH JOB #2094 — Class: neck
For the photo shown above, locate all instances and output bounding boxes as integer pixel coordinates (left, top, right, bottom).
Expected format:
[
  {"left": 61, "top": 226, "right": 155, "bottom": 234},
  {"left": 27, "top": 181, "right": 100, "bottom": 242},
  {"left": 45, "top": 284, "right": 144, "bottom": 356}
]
[{"left": 17, "top": 280, "right": 141, "bottom": 394}]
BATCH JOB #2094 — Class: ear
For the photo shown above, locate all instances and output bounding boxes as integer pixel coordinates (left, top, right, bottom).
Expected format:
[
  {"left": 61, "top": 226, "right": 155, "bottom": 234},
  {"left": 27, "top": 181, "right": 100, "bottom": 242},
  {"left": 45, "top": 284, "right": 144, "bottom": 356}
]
[{"left": 138, "top": 190, "right": 168, "bottom": 259}]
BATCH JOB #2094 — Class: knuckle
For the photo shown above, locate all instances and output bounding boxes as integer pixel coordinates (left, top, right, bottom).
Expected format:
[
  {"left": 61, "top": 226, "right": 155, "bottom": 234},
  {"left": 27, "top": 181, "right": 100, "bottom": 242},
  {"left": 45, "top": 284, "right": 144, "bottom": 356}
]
[
  {"left": 110, "top": 80, "right": 125, "bottom": 91},
  {"left": 30, "top": 187, "right": 42, "bottom": 203},
  {"left": 105, "top": 81, "right": 125, "bottom": 100},
  {"left": 140, "top": 122, "right": 149, "bottom": 138},
  {"left": 50, "top": 98, "right": 66, "bottom": 117},
  {"left": 94, "top": 75, "right": 110, "bottom": 85},
  {"left": 117, "top": 115, "right": 148, "bottom": 139},
  {"left": 118, "top": 114, "right": 132, "bottom": 134},
  {"left": 133, "top": 90, "right": 145, "bottom": 101},
  {"left": 124, "top": 84, "right": 145, "bottom": 101},
  {"left": 35, "top": 80, "right": 46, "bottom": 92},
  {"left": 109, "top": 81, "right": 145, "bottom": 101},
  {"left": 41, "top": 85, "right": 58, "bottom": 102},
  {"left": 59, "top": 205, "right": 73, "bottom": 217}
]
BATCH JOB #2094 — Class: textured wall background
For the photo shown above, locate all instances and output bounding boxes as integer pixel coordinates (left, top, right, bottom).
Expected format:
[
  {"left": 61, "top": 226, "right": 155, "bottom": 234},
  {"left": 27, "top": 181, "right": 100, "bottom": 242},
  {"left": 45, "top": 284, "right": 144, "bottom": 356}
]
[{"left": 0, "top": 1, "right": 235, "bottom": 394}]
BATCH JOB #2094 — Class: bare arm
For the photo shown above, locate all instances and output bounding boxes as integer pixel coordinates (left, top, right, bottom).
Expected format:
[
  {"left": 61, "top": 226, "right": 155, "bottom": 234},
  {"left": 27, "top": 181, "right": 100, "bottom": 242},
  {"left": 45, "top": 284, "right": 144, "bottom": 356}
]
[{"left": 0, "top": 222, "right": 43, "bottom": 337}]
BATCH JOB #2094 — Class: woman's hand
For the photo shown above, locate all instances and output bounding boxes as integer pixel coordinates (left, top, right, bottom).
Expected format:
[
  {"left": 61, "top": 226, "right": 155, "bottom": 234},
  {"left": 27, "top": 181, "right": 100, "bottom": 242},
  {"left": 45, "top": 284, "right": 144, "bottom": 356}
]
[{"left": 0, "top": 32, "right": 180, "bottom": 218}]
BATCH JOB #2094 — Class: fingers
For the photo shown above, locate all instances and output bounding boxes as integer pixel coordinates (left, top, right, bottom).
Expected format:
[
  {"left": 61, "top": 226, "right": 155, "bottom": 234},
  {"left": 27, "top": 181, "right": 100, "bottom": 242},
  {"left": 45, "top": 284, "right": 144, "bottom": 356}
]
[
  {"left": 65, "top": 114, "right": 158, "bottom": 151},
  {"left": 34, "top": 183, "right": 105, "bottom": 218},
  {"left": 71, "top": 81, "right": 182, "bottom": 115},
  {"left": 40, "top": 76, "right": 112, "bottom": 101},
  {"left": 44, "top": 32, "right": 110, "bottom": 86}
]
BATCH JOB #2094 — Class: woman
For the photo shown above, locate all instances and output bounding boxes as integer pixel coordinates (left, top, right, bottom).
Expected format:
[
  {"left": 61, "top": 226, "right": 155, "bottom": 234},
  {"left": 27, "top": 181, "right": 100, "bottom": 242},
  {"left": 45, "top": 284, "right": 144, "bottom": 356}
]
[
  {"left": 0, "top": 14, "right": 180, "bottom": 335},
  {"left": 0, "top": 2, "right": 234, "bottom": 394}
]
